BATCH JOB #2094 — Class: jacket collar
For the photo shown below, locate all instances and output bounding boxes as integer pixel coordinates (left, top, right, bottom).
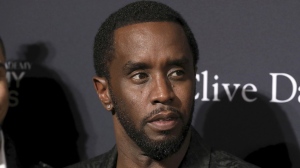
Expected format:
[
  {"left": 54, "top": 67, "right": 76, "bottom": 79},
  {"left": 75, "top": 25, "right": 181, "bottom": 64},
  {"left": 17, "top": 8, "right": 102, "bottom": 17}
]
[{"left": 108, "top": 126, "right": 211, "bottom": 168}]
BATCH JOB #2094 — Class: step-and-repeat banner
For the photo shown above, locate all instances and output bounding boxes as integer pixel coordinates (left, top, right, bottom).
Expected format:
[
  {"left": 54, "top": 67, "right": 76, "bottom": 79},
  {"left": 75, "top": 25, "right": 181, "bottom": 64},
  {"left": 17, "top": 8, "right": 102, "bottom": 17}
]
[{"left": 1, "top": 1, "right": 299, "bottom": 167}]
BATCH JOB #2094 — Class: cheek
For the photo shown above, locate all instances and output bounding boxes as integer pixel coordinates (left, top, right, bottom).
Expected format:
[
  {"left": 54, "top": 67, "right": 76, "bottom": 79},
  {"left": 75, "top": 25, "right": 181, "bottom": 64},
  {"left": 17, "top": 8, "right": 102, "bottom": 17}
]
[
  {"left": 0, "top": 84, "right": 8, "bottom": 103},
  {"left": 117, "top": 79, "right": 149, "bottom": 105},
  {"left": 174, "top": 81, "right": 195, "bottom": 109},
  {"left": 116, "top": 86, "right": 148, "bottom": 120},
  {"left": 0, "top": 85, "right": 9, "bottom": 122}
]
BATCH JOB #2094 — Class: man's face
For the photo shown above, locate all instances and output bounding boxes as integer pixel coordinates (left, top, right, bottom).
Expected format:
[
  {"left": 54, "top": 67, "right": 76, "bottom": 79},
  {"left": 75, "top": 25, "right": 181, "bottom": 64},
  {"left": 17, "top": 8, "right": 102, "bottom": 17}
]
[
  {"left": 0, "top": 48, "right": 8, "bottom": 125},
  {"left": 107, "top": 22, "right": 196, "bottom": 160}
]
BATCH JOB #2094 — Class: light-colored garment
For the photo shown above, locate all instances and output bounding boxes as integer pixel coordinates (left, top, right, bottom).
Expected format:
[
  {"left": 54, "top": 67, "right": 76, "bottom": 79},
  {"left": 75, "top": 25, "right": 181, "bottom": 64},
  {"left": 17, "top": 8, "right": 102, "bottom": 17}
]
[{"left": 0, "top": 130, "right": 7, "bottom": 168}]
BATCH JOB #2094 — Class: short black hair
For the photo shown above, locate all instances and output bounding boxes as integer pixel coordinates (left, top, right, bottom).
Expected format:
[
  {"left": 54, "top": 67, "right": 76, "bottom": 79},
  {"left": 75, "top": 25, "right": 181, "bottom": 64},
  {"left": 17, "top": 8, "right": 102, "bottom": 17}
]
[
  {"left": 93, "top": 0, "right": 199, "bottom": 79},
  {"left": 0, "top": 36, "right": 6, "bottom": 58}
]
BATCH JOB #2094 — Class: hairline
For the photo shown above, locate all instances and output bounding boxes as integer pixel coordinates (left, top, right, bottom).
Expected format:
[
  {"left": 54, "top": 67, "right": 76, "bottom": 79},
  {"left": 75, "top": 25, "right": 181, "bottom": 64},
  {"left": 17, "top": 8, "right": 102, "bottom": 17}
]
[
  {"left": 106, "top": 20, "right": 197, "bottom": 80},
  {"left": 93, "top": 1, "right": 199, "bottom": 80}
]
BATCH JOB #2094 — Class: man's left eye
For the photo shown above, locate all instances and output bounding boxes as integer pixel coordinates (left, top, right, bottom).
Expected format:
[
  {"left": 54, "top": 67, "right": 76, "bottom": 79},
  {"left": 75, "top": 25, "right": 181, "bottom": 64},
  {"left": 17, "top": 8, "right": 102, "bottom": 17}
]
[
  {"left": 169, "top": 70, "right": 185, "bottom": 79},
  {"left": 131, "top": 72, "right": 149, "bottom": 84},
  {"left": 132, "top": 73, "right": 148, "bottom": 80}
]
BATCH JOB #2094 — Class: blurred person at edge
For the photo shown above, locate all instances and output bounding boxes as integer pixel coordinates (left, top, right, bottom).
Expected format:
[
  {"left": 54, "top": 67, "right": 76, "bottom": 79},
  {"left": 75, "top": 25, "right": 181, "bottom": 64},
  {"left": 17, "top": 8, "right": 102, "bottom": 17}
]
[
  {"left": 0, "top": 36, "right": 21, "bottom": 168},
  {"left": 0, "top": 36, "right": 53, "bottom": 168}
]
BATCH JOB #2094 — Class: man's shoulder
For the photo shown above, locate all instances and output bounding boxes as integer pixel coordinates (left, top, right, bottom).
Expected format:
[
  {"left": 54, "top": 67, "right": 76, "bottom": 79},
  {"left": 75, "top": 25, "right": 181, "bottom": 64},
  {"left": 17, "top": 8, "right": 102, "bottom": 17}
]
[
  {"left": 64, "top": 154, "right": 106, "bottom": 168},
  {"left": 210, "top": 149, "right": 260, "bottom": 168},
  {"left": 183, "top": 127, "right": 260, "bottom": 168},
  {"left": 65, "top": 146, "right": 117, "bottom": 168}
]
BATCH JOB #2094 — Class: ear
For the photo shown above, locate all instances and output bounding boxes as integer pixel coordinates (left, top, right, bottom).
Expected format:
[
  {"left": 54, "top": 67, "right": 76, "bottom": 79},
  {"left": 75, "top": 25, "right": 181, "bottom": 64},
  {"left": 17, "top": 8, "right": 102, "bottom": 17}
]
[{"left": 93, "top": 76, "right": 113, "bottom": 111}]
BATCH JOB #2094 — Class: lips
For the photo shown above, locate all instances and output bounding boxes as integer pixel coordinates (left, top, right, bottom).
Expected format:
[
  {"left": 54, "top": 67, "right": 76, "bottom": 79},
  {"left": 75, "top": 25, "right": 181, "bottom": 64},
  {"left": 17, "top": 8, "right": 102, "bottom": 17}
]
[{"left": 147, "top": 111, "right": 180, "bottom": 131}]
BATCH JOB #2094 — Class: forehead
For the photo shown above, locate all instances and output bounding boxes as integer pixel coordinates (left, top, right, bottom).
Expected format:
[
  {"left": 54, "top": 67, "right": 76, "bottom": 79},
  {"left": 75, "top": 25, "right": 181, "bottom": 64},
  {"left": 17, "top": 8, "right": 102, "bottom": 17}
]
[
  {"left": 114, "top": 21, "right": 187, "bottom": 45},
  {"left": 112, "top": 22, "right": 191, "bottom": 62}
]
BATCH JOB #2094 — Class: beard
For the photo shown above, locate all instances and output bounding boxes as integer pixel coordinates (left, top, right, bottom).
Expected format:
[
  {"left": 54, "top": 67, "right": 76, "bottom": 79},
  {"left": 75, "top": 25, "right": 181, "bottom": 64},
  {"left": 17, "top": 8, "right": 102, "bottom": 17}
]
[{"left": 109, "top": 88, "right": 194, "bottom": 161}]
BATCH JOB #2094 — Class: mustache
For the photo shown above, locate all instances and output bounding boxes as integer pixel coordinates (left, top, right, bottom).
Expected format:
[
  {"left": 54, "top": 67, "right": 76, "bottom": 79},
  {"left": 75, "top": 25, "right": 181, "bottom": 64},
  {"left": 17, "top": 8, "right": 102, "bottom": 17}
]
[{"left": 143, "top": 106, "right": 183, "bottom": 122}]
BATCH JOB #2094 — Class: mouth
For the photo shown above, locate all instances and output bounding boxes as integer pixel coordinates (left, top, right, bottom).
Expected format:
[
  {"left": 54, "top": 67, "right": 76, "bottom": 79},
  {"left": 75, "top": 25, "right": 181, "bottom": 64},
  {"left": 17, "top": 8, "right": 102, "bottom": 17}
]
[{"left": 147, "top": 111, "right": 179, "bottom": 131}]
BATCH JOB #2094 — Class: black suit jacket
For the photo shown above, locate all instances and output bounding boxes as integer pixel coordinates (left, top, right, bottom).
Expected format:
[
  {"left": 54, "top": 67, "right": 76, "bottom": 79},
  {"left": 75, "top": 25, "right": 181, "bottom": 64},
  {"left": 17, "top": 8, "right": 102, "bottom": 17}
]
[
  {"left": 65, "top": 127, "right": 259, "bottom": 168},
  {"left": 4, "top": 133, "right": 22, "bottom": 168}
]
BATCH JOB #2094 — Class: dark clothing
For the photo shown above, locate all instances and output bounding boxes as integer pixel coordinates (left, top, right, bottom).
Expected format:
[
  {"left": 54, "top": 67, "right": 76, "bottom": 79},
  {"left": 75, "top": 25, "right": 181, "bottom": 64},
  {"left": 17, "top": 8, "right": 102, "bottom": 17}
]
[
  {"left": 66, "top": 127, "right": 259, "bottom": 168},
  {"left": 4, "top": 132, "right": 55, "bottom": 168},
  {"left": 4, "top": 134, "right": 22, "bottom": 168},
  {"left": 4, "top": 77, "right": 79, "bottom": 167}
]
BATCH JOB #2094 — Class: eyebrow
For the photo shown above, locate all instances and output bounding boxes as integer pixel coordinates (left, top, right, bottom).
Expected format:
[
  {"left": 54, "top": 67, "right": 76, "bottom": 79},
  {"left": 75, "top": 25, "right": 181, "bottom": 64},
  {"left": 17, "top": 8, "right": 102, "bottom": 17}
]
[
  {"left": 122, "top": 61, "right": 150, "bottom": 74},
  {"left": 166, "top": 57, "right": 189, "bottom": 67},
  {"left": 122, "top": 57, "right": 190, "bottom": 75}
]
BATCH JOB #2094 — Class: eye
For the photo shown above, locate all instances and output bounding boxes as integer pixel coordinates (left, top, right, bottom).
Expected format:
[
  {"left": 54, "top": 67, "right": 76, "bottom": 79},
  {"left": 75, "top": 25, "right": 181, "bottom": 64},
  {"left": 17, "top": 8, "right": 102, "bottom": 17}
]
[
  {"left": 168, "top": 69, "right": 185, "bottom": 80},
  {"left": 131, "top": 72, "right": 149, "bottom": 84}
]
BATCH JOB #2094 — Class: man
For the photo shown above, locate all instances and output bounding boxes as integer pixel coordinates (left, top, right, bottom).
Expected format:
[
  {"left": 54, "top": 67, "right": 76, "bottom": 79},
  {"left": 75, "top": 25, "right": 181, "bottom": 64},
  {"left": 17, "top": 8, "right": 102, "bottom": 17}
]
[
  {"left": 1, "top": 37, "right": 55, "bottom": 168},
  {"left": 67, "top": 1, "right": 259, "bottom": 167},
  {"left": 0, "top": 36, "right": 22, "bottom": 168}
]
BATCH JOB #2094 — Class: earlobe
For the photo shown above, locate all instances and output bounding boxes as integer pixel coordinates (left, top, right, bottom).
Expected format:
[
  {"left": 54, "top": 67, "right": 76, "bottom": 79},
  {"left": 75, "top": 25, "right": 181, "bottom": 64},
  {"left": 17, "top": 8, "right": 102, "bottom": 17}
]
[{"left": 93, "top": 76, "right": 113, "bottom": 111}]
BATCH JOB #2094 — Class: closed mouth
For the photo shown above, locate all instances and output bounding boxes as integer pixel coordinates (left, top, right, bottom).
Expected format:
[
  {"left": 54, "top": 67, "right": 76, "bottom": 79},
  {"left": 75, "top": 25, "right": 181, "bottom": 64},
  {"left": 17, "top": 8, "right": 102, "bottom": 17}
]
[{"left": 147, "top": 111, "right": 179, "bottom": 131}]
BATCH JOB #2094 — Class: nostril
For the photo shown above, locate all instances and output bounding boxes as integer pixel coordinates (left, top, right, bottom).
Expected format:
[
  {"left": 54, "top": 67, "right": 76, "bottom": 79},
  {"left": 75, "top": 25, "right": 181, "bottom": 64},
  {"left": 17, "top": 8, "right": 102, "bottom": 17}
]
[
  {"left": 150, "top": 79, "right": 175, "bottom": 104},
  {"left": 151, "top": 93, "right": 174, "bottom": 105}
]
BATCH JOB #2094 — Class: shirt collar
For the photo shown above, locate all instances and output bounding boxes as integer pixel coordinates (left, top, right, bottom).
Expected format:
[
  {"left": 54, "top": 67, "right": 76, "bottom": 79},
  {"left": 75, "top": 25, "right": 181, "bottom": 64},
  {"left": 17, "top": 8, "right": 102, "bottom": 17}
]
[
  {"left": 179, "top": 126, "right": 211, "bottom": 167},
  {"left": 108, "top": 126, "right": 211, "bottom": 168},
  {"left": 0, "top": 130, "right": 7, "bottom": 168}
]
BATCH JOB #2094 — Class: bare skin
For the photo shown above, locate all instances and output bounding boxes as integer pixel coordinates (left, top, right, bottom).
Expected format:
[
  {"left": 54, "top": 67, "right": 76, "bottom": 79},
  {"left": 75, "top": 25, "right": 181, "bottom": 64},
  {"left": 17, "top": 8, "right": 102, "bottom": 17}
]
[
  {"left": 0, "top": 45, "right": 8, "bottom": 125},
  {"left": 94, "top": 22, "right": 196, "bottom": 168}
]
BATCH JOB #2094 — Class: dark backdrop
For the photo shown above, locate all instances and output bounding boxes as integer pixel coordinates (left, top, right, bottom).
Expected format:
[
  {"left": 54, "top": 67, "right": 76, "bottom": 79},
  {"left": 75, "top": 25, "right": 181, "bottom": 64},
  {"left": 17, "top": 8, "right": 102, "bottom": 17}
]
[{"left": 1, "top": 1, "right": 299, "bottom": 167}]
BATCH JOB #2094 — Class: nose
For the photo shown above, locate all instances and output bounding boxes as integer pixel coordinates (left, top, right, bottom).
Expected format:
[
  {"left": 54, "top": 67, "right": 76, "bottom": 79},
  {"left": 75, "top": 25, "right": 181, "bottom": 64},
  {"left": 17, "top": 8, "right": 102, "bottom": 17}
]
[{"left": 150, "top": 76, "right": 175, "bottom": 105}]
